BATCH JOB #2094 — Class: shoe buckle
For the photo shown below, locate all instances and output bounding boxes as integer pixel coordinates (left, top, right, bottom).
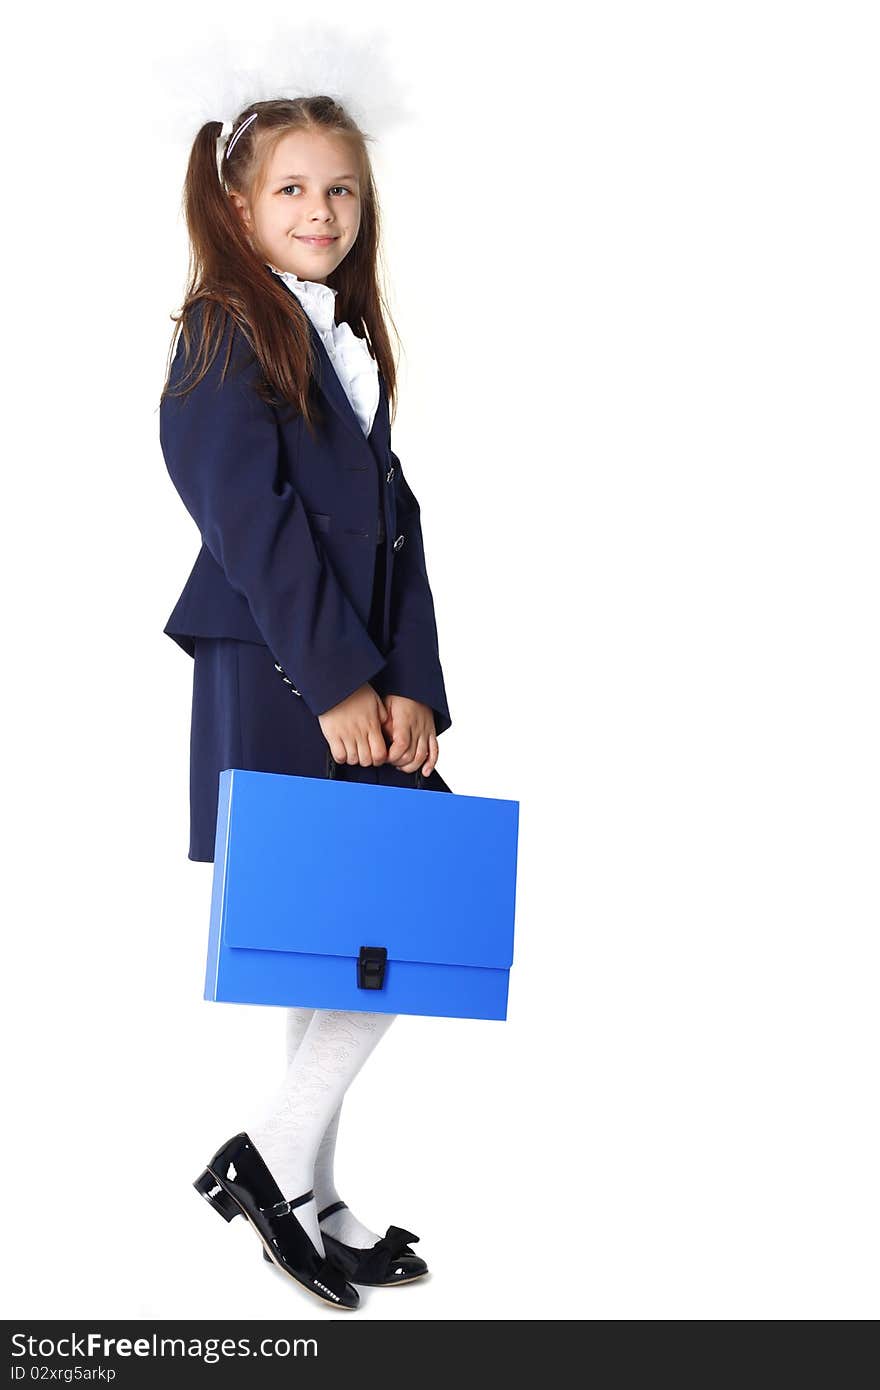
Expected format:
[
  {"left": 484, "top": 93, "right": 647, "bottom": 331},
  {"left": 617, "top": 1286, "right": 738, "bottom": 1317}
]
[
  {"left": 261, "top": 1189, "right": 314, "bottom": 1220},
  {"left": 265, "top": 1198, "right": 294, "bottom": 1217}
]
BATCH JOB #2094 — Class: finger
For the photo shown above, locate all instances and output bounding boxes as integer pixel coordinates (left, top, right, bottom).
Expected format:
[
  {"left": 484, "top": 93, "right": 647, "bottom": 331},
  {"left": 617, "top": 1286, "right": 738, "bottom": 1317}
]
[
  {"left": 401, "top": 732, "right": 428, "bottom": 774},
  {"left": 423, "top": 733, "right": 439, "bottom": 776},
  {"left": 388, "top": 728, "right": 414, "bottom": 767},
  {"left": 412, "top": 733, "right": 430, "bottom": 774},
  {"left": 369, "top": 724, "right": 388, "bottom": 765},
  {"left": 356, "top": 730, "right": 373, "bottom": 767}
]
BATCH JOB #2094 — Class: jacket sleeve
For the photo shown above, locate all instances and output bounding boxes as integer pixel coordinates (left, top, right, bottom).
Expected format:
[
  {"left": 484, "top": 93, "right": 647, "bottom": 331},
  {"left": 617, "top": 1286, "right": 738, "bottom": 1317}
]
[
  {"left": 377, "top": 450, "right": 452, "bottom": 736},
  {"left": 159, "top": 305, "right": 387, "bottom": 717}
]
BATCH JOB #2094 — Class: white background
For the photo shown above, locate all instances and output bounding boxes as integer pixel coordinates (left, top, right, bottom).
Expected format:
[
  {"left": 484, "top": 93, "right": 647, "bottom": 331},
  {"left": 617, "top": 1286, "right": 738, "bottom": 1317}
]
[{"left": 3, "top": 0, "right": 878, "bottom": 1321}]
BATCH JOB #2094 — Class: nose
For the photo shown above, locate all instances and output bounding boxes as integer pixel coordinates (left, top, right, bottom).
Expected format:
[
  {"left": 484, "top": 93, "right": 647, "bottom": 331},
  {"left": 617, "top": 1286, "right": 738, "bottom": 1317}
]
[{"left": 306, "top": 197, "right": 335, "bottom": 221}]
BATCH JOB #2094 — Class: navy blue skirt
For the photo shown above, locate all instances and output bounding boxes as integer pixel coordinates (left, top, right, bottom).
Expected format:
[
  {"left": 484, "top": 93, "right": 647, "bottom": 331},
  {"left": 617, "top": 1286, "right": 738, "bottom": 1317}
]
[{"left": 188, "top": 542, "right": 451, "bottom": 861}]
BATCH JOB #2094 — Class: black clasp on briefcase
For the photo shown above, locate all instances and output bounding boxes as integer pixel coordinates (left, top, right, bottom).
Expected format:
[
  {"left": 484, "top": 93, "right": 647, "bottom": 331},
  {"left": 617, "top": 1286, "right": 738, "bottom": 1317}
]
[{"left": 358, "top": 946, "right": 388, "bottom": 990}]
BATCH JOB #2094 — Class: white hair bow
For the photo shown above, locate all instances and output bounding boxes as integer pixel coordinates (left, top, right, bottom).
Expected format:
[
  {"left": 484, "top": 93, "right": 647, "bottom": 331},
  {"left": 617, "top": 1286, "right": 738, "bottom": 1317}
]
[{"left": 153, "top": 19, "right": 416, "bottom": 156}]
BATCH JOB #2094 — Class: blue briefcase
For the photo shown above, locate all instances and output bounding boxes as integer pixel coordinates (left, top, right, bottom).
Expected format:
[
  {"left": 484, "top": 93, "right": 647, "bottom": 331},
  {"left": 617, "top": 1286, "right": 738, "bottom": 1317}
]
[{"left": 204, "top": 760, "right": 519, "bottom": 1020}]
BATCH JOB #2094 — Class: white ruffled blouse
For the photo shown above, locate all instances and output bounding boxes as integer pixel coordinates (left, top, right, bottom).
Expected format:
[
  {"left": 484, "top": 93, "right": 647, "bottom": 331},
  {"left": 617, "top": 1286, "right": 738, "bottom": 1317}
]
[{"left": 266, "top": 264, "right": 380, "bottom": 438}]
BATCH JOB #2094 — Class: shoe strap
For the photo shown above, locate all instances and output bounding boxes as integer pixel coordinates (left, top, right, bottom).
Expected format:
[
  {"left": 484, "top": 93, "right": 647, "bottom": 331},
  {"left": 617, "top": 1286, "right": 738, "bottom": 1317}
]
[
  {"left": 261, "top": 1189, "right": 315, "bottom": 1218},
  {"left": 317, "top": 1199, "right": 348, "bottom": 1223}
]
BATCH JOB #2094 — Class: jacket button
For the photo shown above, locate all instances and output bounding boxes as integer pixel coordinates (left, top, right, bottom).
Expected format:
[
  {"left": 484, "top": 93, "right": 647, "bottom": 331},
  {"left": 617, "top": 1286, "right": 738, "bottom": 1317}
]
[
  {"left": 386, "top": 466, "right": 395, "bottom": 483},
  {"left": 393, "top": 533, "right": 405, "bottom": 552}
]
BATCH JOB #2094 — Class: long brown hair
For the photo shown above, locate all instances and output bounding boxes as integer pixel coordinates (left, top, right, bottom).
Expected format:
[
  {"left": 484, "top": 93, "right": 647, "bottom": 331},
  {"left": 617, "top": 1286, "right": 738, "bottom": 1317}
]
[{"left": 159, "top": 95, "right": 399, "bottom": 433}]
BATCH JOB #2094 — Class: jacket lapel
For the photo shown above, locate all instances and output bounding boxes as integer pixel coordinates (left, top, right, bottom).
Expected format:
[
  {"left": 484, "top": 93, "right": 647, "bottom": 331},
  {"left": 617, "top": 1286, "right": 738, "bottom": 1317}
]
[{"left": 369, "top": 366, "right": 390, "bottom": 451}]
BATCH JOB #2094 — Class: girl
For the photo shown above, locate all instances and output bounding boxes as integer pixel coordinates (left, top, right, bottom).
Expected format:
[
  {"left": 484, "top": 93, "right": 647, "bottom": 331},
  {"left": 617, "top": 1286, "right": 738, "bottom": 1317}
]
[{"left": 159, "top": 95, "right": 453, "bottom": 1311}]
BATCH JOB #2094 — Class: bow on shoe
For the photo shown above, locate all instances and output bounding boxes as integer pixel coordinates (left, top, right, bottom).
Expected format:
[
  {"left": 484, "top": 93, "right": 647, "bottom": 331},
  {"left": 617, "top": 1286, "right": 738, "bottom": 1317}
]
[
  {"left": 313, "top": 1256, "right": 352, "bottom": 1302},
  {"left": 354, "top": 1225, "right": 420, "bottom": 1284},
  {"left": 259, "top": 1198, "right": 354, "bottom": 1301},
  {"left": 267, "top": 1235, "right": 352, "bottom": 1302}
]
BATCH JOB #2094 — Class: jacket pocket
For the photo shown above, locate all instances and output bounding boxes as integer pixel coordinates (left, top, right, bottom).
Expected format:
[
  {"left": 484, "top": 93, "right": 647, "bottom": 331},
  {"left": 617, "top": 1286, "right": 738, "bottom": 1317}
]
[{"left": 307, "top": 511, "right": 331, "bottom": 533}]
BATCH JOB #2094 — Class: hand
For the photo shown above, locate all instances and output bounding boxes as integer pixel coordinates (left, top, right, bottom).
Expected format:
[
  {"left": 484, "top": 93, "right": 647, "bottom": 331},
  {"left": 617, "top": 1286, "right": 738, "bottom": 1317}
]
[
  {"left": 318, "top": 684, "right": 389, "bottom": 767},
  {"left": 380, "top": 695, "right": 439, "bottom": 777}
]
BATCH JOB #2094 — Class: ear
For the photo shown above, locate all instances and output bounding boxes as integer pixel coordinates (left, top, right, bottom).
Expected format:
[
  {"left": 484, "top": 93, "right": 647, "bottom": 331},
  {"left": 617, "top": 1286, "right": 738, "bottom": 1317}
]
[{"left": 227, "top": 190, "right": 252, "bottom": 233}]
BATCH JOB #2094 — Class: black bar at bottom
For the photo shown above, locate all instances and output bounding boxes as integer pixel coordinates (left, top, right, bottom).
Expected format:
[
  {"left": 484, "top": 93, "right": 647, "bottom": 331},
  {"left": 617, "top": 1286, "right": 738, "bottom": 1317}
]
[{"left": 4, "top": 1320, "right": 565, "bottom": 1384}]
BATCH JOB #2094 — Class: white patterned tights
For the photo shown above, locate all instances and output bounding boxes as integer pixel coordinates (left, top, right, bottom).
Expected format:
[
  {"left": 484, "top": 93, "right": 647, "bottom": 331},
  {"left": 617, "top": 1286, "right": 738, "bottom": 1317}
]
[{"left": 246, "top": 1007, "right": 396, "bottom": 1254}]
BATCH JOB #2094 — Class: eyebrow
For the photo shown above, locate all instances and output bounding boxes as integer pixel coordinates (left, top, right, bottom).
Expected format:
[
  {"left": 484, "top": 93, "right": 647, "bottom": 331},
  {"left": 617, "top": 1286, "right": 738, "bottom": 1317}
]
[{"left": 274, "top": 174, "right": 360, "bottom": 183}]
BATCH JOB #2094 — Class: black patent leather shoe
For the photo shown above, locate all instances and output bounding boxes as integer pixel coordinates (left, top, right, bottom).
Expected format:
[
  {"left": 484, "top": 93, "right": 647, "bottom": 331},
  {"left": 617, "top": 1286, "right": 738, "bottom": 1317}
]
[
  {"left": 268, "top": 1200, "right": 428, "bottom": 1286},
  {"left": 193, "top": 1133, "right": 359, "bottom": 1310}
]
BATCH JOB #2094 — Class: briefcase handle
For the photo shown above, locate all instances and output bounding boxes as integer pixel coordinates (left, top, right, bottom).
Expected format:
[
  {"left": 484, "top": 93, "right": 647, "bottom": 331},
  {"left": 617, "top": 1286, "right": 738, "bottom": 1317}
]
[{"left": 325, "top": 746, "right": 424, "bottom": 790}]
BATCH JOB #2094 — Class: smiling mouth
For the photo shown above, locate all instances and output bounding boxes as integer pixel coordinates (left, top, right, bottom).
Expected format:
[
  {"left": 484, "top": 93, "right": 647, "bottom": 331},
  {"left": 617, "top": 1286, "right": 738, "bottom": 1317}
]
[{"left": 296, "top": 235, "right": 338, "bottom": 244}]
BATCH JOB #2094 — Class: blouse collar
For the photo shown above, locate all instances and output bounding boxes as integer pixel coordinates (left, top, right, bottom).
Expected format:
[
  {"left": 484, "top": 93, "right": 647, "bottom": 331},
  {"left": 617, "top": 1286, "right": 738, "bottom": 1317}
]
[{"left": 266, "top": 263, "right": 338, "bottom": 335}]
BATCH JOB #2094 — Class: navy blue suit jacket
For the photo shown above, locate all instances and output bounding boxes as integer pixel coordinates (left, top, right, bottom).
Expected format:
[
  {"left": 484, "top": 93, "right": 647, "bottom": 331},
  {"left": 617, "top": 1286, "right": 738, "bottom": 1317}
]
[{"left": 159, "top": 282, "right": 451, "bottom": 737}]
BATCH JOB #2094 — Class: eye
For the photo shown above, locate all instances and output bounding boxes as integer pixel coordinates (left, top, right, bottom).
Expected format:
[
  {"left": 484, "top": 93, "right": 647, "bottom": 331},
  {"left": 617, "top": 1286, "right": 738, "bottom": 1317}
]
[{"left": 278, "top": 185, "right": 354, "bottom": 197}]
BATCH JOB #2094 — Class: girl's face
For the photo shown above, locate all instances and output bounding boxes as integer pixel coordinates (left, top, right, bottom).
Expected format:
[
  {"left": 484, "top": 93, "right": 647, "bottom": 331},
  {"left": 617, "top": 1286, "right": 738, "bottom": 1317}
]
[{"left": 231, "top": 129, "right": 362, "bottom": 285}]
